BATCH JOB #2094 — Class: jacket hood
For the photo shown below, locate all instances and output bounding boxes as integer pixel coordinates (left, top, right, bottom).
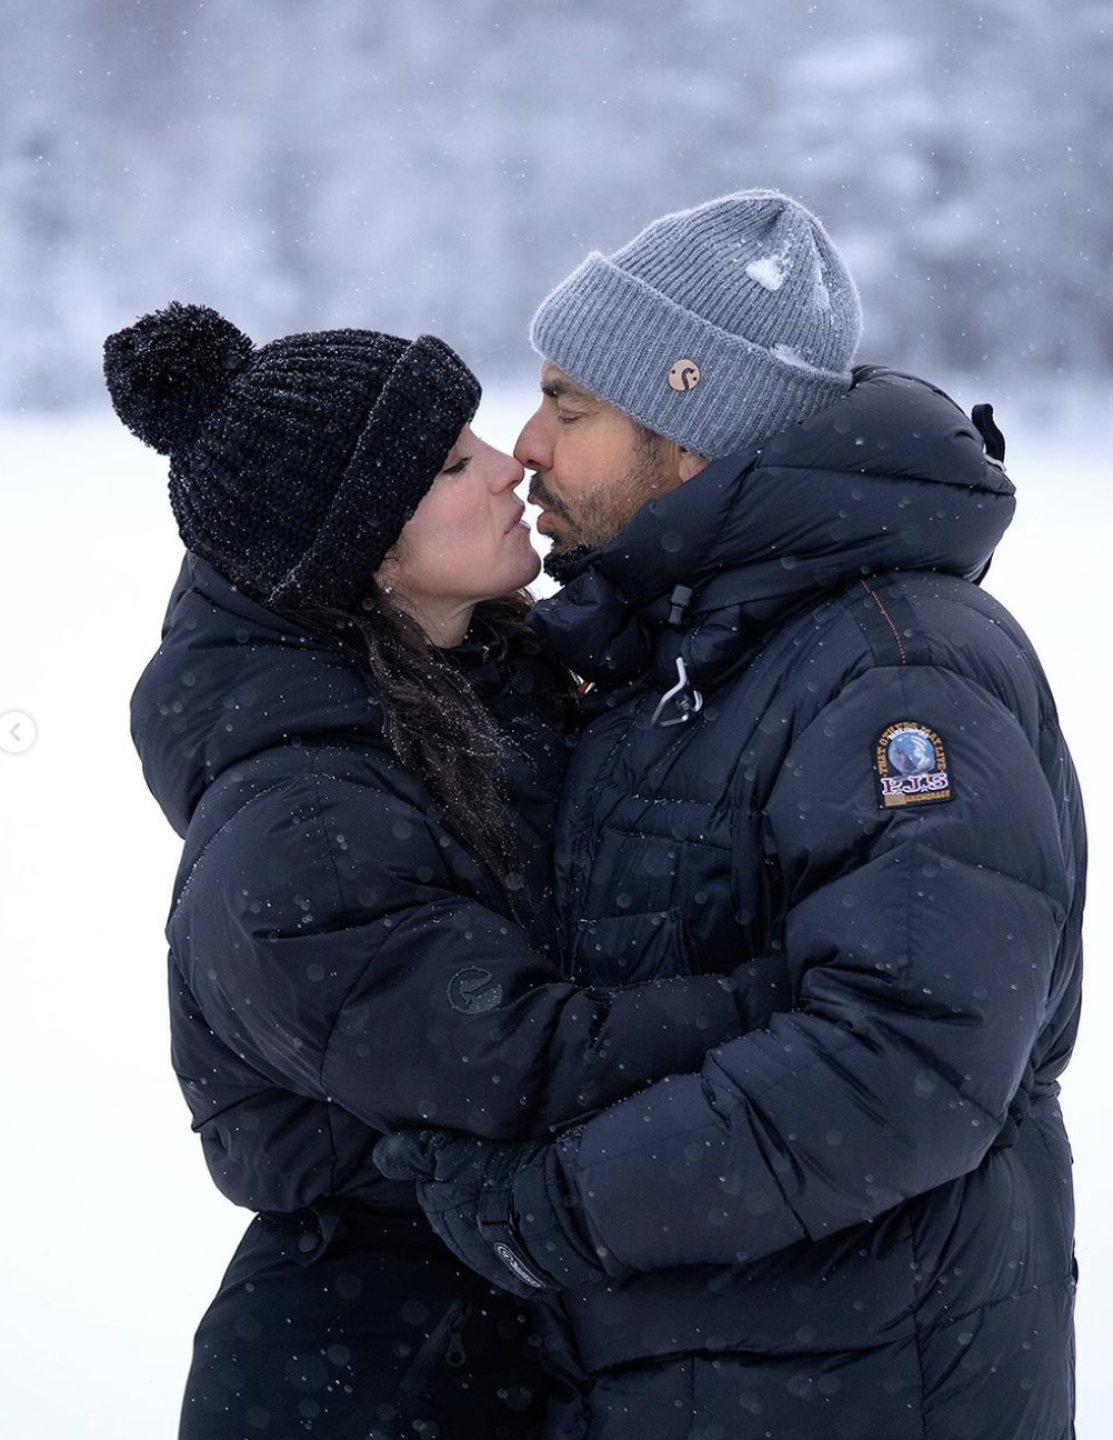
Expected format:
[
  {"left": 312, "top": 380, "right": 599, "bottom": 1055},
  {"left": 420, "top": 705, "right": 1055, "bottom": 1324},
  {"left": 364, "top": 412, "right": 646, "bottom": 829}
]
[
  {"left": 530, "top": 367, "right": 1015, "bottom": 690},
  {"left": 132, "top": 553, "right": 381, "bottom": 837}
]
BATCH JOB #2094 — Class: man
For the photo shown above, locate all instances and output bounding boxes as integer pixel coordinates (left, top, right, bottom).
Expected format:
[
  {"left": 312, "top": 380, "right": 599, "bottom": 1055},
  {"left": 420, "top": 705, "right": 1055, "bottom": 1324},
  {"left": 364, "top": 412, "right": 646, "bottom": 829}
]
[{"left": 378, "top": 191, "right": 1083, "bottom": 1439}]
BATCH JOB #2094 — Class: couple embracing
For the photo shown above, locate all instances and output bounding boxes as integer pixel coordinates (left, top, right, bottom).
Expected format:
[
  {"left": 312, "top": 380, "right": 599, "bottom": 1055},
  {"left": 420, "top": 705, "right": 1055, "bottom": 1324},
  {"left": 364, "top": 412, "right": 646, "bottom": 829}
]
[{"left": 110, "top": 190, "right": 1083, "bottom": 1440}]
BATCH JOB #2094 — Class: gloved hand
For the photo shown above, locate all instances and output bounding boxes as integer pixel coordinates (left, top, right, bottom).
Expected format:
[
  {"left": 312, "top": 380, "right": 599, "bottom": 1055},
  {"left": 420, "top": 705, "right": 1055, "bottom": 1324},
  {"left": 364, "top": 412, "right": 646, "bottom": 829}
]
[{"left": 374, "top": 1130, "right": 609, "bottom": 1299}]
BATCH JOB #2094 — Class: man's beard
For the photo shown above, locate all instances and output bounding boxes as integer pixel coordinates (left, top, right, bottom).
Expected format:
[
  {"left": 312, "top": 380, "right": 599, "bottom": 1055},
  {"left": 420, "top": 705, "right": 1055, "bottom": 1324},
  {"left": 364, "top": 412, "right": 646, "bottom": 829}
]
[
  {"left": 532, "top": 430, "right": 675, "bottom": 584},
  {"left": 543, "top": 542, "right": 594, "bottom": 583}
]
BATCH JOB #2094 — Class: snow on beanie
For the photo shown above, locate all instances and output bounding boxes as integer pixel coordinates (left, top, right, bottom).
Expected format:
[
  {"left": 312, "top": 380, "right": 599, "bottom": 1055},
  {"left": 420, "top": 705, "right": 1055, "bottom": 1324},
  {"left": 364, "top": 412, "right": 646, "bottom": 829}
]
[
  {"left": 530, "top": 189, "right": 863, "bottom": 459},
  {"left": 104, "top": 303, "right": 480, "bottom": 610}
]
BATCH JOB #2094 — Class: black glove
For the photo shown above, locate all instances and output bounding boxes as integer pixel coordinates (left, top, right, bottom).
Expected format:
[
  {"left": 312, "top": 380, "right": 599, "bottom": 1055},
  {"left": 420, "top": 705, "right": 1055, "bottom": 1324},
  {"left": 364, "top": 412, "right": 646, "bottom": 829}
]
[{"left": 374, "top": 1130, "right": 608, "bottom": 1299}]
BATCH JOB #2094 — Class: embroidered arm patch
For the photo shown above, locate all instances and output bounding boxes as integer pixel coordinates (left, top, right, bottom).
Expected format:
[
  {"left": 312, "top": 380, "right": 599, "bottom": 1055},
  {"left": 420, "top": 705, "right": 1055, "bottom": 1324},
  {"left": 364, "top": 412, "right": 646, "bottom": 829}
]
[{"left": 875, "top": 721, "right": 953, "bottom": 809}]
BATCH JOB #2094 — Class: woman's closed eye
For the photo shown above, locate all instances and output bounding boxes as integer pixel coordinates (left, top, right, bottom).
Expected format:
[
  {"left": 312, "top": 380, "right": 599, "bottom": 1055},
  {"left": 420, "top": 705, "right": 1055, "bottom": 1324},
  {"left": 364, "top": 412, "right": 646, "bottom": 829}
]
[{"left": 442, "top": 455, "right": 472, "bottom": 476}]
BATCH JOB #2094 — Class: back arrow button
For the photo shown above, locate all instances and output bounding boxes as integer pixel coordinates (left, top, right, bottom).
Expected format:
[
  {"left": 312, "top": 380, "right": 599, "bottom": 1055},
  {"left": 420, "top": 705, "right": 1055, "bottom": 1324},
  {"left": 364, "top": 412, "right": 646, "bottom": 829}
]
[{"left": 0, "top": 711, "right": 37, "bottom": 755}]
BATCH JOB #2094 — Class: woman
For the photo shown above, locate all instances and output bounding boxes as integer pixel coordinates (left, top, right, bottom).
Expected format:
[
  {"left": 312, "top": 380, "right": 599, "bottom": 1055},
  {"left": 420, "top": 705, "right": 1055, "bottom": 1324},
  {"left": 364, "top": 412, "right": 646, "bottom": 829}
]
[{"left": 108, "top": 304, "right": 782, "bottom": 1439}]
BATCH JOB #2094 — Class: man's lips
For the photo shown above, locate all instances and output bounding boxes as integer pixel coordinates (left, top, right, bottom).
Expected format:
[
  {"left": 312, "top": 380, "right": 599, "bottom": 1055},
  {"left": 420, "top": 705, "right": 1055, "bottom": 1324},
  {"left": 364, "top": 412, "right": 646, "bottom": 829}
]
[
  {"left": 528, "top": 487, "right": 562, "bottom": 517},
  {"left": 528, "top": 481, "right": 568, "bottom": 539},
  {"left": 529, "top": 500, "right": 557, "bottom": 534}
]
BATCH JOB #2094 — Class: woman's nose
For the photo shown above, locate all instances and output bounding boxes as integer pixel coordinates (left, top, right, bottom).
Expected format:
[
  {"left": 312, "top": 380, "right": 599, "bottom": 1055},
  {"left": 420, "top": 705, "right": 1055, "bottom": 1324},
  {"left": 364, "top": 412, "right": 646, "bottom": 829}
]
[{"left": 493, "top": 449, "right": 525, "bottom": 491}]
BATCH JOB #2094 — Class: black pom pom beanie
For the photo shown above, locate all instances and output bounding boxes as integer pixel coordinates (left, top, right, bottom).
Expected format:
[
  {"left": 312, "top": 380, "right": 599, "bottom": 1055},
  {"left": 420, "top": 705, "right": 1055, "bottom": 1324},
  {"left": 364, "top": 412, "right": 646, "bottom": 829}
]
[{"left": 104, "top": 302, "right": 481, "bottom": 610}]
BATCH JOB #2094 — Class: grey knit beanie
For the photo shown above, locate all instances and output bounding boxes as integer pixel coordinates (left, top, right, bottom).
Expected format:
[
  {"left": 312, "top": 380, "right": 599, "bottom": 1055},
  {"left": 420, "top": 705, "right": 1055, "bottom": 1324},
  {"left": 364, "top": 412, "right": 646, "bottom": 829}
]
[{"left": 530, "top": 189, "right": 863, "bottom": 459}]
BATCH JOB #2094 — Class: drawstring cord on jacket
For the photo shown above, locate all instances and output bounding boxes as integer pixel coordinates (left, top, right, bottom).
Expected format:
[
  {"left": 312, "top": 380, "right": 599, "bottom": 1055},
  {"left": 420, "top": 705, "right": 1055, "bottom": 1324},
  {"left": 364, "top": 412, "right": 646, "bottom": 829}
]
[
  {"left": 651, "top": 586, "right": 704, "bottom": 727},
  {"left": 651, "top": 655, "right": 704, "bottom": 727}
]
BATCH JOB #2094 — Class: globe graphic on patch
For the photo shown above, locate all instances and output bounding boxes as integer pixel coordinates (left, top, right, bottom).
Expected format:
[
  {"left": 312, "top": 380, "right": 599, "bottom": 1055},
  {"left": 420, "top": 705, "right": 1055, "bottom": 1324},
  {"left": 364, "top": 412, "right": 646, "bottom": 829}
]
[{"left": 888, "top": 728, "right": 935, "bottom": 775}]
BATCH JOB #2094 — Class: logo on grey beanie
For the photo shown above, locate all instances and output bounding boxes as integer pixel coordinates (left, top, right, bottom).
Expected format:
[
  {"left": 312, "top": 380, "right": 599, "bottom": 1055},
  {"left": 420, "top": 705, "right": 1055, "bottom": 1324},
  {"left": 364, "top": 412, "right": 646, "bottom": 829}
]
[{"left": 667, "top": 359, "right": 702, "bottom": 392}]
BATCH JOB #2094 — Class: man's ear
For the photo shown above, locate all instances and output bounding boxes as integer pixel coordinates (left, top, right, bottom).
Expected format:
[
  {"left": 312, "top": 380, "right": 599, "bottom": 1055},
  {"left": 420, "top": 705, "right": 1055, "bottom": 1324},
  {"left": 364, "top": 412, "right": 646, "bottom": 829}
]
[{"left": 678, "top": 448, "right": 708, "bottom": 483}]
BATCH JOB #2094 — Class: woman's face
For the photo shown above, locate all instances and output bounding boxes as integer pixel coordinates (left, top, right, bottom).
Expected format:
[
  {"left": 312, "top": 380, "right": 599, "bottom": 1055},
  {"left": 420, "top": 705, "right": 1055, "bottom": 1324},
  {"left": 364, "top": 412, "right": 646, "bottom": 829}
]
[{"left": 378, "top": 426, "right": 540, "bottom": 644}]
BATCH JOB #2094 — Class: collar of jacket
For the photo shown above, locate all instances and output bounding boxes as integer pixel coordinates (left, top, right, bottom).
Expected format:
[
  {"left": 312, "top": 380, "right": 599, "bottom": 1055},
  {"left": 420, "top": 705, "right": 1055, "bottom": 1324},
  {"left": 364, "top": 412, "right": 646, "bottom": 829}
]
[{"left": 529, "top": 367, "right": 1016, "bottom": 697}]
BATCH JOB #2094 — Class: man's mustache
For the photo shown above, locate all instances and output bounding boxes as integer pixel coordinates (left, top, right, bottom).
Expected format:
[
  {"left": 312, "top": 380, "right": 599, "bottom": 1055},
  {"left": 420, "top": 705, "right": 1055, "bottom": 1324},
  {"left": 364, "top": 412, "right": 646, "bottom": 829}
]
[{"left": 527, "top": 472, "right": 570, "bottom": 520}]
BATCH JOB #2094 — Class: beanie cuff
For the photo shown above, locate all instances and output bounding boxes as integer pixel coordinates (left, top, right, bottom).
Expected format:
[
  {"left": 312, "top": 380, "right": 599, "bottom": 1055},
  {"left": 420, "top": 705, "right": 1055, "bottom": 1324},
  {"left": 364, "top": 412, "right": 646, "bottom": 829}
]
[
  {"left": 531, "top": 252, "right": 853, "bottom": 459},
  {"left": 267, "top": 336, "right": 480, "bottom": 610}
]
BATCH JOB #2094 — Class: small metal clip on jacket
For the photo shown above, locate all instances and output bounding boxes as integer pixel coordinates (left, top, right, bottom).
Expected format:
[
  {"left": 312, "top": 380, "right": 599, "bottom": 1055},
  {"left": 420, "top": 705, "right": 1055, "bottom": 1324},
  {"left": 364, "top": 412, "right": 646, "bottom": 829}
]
[
  {"left": 667, "top": 584, "right": 694, "bottom": 627},
  {"left": 650, "top": 655, "right": 704, "bottom": 728}
]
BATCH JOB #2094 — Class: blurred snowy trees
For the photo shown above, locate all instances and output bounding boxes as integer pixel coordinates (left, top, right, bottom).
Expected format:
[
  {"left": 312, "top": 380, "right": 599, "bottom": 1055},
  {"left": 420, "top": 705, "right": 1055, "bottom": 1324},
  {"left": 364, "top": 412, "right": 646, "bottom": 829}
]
[{"left": 0, "top": 0, "right": 1108, "bottom": 408}]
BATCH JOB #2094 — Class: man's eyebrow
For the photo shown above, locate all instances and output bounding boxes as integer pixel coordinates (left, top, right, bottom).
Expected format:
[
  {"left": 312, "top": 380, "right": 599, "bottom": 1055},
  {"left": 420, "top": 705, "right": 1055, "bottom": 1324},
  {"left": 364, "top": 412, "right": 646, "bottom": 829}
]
[{"left": 541, "top": 377, "right": 595, "bottom": 402}]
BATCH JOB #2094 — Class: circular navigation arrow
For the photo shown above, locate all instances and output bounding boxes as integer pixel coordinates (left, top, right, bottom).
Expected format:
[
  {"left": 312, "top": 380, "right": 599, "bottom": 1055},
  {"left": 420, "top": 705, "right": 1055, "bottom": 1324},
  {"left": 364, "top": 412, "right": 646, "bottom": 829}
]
[{"left": 0, "top": 711, "right": 37, "bottom": 755}]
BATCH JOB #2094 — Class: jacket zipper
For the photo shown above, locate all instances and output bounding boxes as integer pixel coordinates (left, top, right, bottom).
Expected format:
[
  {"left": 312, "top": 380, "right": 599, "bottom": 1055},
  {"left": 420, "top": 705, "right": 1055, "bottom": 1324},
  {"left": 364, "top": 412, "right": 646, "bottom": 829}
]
[
  {"left": 564, "top": 687, "right": 694, "bottom": 976},
  {"left": 563, "top": 713, "right": 643, "bottom": 975},
  {"left": 397, "top": 1298, "right": 469, "bottom": 1399}
]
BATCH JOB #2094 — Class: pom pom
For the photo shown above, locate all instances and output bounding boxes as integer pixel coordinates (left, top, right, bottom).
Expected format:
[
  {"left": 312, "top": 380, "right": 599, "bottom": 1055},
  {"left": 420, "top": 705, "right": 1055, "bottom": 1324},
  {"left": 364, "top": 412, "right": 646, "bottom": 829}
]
[{"left": 103, "top": 302, "right": 254, "bottom": 455}]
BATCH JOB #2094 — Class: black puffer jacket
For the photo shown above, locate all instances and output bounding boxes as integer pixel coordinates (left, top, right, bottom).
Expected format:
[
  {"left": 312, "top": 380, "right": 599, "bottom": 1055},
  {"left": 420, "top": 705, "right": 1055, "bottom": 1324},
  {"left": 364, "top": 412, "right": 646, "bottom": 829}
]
[
  {"left": 132, "top": 556, "right": 769, "bottom": 1219},
  {"left": 528, "top": 369, "right": 1084, "bottom": 1440}
]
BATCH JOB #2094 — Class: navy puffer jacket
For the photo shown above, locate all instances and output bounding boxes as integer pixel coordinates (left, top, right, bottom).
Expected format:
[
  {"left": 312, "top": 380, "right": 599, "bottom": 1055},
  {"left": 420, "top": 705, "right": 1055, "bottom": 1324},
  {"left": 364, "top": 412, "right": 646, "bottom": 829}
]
[
  {"left": 528, "top": 368, "right": 1083, "bottom": 1440},
  {"left": 132, "top": 557, "right": 767, "bottom": 1219}
]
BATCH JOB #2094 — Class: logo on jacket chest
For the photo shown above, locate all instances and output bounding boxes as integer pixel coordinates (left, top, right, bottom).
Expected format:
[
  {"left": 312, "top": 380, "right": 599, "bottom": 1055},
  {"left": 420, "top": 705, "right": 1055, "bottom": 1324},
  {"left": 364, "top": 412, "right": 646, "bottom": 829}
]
[
  {"left": 447, "top": 966, "right": 504, "bottom": 1014},
  {"left": 875, "top": 721, "right": 953, "bottom": 809}
]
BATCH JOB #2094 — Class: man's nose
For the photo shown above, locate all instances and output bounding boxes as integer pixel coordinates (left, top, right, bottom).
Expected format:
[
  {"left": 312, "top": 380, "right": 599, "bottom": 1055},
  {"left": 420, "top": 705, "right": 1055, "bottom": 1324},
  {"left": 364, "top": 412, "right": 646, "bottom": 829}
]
[{"left": 514, "top": 407, "right": 550, "bottom": 474}]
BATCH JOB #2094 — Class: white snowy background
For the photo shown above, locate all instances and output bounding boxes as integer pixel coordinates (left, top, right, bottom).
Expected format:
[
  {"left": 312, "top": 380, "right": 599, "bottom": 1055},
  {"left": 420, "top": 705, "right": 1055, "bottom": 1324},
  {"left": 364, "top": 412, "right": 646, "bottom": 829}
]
[{"left": 2, "top": 2, "right": 1110, "bottom": 1435}]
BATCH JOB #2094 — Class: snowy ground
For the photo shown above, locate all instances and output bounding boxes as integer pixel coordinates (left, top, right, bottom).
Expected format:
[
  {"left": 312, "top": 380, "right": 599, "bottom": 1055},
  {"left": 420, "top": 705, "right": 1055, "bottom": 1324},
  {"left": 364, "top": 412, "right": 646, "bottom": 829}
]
[{"left": 2, "top": 386, "right": 1110, "bottom": 1438}]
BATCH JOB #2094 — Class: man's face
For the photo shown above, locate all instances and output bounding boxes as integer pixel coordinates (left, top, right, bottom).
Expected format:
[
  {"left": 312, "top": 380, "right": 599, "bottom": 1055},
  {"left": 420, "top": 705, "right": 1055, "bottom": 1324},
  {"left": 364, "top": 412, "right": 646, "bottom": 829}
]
[{"left": 514, "top": 363, "right": 683, "bottom": 564}]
